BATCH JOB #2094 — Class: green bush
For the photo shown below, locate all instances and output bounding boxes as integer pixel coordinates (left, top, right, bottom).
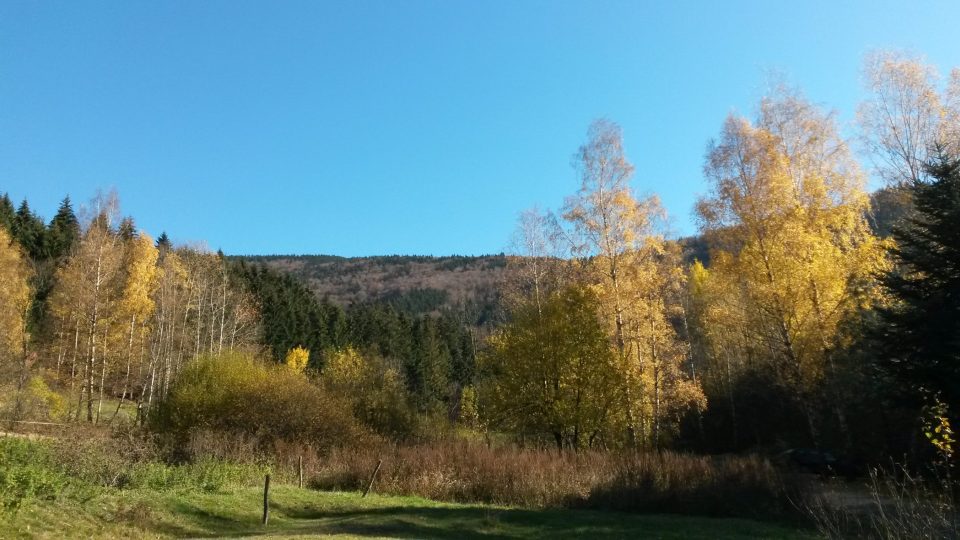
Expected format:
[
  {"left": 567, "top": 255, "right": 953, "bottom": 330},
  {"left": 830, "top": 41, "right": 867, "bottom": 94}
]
[
  {"left": 152, "top": 351, "right": 370, "bottom": 457},
  {"left": 0, "top": 438, "right": 70, "bottom": 510},
  {"left": 0, "top": 433, "right": 265, "bottom": 506}
]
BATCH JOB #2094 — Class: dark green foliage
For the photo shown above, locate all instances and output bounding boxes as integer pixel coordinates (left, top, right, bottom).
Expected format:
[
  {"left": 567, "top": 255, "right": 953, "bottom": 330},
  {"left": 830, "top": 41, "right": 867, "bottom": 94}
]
[
  {"left": 347, "top": 302, "right": 414, "bottom": 360},
  {"left": 875, "top": 150, "right": 960, "bottom": 412},
  {"left": 3, "top": 197, "right": 82, "bottom": 335},
  {"left": 13, "top": 200, "right": 46, "bottom": 260},
  {"left": 407, "top": 318, "right": 451, "bottom": 408},
  {"left": 27, "top": 197, "right": 82, "bottom": 333},
  {"left": 232, "top": 260, "right": 346, "bottom": 366},
  {"left": 155, "top": 231, "right": 171, "bottom": 252},
  {"left": 45, "top": 197, "right": 80, "bottom": 259},
  {"left": 0, "top": 193, "right": 15, "bottom": 234},
  {"left": 117, "top": 216, "right": 136, "bottom": 241},
  {"left": 379, "top": 287, "right": 449, "bottom": 314},
  {"left": 347, "top": 302, "right": 475, "bottom": 410},
  {"left": 235, "top": 261, "right": 477, "bottom": 412}
]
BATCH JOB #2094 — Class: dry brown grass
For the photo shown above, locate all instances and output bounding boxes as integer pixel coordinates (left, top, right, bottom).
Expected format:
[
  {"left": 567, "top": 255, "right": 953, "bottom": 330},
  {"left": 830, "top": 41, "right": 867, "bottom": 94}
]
[
  {"left": 804, "top": 465, "right": 959, "bottom": 539},
  {"left": 308, "top": 440, "right": 801, "bottom": 520}
]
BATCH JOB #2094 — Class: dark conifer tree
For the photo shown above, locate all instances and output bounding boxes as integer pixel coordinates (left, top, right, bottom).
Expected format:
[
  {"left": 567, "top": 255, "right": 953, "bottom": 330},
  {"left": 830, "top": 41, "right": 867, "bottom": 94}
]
[
  {"left": 406, "top": 318, "right": 451, "bottom": 409},
  {"left": 0, "top": 193, "right": 15, "bottom": 233},
  {"left": 156, "top": 231, "right": 172, "bottom": 252},
  {"left": 233, "top": 261, "right": 342, "bottom": 366},
  {"left": 117, "top": 216, "right": 137, "bottom": 241},
  {"left": 13, "top": 199, "right": 46, "bottom": 260},
  {"left": 46, "top": 196, "right": 80, "bottom": 259},
  {"left": 876, "top": 148, "right": 960, "bottom": 411}
]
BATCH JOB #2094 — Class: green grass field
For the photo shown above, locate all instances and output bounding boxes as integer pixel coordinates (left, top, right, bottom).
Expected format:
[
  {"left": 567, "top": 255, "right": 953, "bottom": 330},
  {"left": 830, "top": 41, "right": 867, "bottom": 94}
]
[{"left": 1, "top": 485, "right": 819, "bottom": 539}]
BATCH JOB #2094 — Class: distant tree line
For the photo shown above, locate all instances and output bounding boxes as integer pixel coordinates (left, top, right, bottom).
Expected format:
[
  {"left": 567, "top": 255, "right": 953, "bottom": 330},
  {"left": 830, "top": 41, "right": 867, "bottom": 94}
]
[{"left": 232, "top": 260, "right": 477, "bottom": 415}]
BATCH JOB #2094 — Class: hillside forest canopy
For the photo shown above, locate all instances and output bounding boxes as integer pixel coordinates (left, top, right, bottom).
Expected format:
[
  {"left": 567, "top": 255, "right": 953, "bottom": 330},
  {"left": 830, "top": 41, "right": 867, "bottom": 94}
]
[{"left": 1, "top": 50, "right": 959, "bottom": 483}]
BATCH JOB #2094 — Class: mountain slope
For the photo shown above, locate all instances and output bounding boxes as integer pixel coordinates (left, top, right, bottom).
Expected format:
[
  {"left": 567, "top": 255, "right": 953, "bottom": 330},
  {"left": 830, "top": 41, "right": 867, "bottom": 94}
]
[{"left": 239, "top": 254, "right": 507, "bottom": 324}]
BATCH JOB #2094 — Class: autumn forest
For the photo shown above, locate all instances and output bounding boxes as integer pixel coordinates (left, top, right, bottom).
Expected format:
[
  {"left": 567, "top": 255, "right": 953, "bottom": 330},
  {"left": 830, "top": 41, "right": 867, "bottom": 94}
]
[{"left": 2, "top": 51, "right": 959, "bottom": 538}]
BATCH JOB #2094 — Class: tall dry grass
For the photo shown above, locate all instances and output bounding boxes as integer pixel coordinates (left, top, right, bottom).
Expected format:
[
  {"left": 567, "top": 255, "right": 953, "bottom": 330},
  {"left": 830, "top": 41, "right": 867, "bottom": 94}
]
[
  {"left": 308, "top": 440, "right": 801, "bottom": 519},
  {"left": 804, "top": 464, "right": 959, "bottom": 539}
]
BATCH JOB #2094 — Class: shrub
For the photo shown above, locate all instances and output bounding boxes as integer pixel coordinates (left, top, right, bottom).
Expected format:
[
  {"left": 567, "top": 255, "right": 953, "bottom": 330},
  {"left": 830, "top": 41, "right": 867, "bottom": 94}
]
[
  {"left": 151, "top": 351, "right": 370, "bottom": 457},
  {"left": 584, "top": 452, "right": 794, "bottom": 518},
  {"left": 323, "top": 348, "right": 419, "bottom": 441},
  {"left": 284, "top": 346, "right": 310, "bottom": 374},
  {"left": 0, "top": 437, "right": 71, "bottom": 509}
]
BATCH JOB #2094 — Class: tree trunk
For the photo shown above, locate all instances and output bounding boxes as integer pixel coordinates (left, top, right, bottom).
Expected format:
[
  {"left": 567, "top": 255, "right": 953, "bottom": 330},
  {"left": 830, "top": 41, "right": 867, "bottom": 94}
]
[{"left": 111, "top": 315, "right": 137, "bottom": 423}]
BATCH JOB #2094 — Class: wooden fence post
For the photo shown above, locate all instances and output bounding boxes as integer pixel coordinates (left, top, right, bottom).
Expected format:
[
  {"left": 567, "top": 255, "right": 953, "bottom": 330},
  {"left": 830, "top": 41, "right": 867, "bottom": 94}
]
[
  {"left": 362, "top": 459, "right": 382, "bottom": 498},
  {"left": 262, "top": 474, "right": 271, "bottom": 525},
  {"left": 298, "top": 455, "right": 304, "bottom": 489}
]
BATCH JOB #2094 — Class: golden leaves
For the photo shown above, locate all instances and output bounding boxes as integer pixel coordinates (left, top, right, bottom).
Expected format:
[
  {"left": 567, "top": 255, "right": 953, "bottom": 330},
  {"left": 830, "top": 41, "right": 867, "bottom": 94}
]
[
  {"left": 284, "top": 346, "right": 310, "bottom": 374},
  {"left": 696, "top": 90, "right": 889, "bottom": 398},
  {"left": 0, "top": 226, "right": 32, "bottom": 358}
]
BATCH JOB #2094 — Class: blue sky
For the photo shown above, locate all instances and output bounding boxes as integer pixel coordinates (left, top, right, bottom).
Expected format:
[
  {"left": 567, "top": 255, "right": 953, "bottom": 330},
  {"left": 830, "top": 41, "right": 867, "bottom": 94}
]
[{"left": 1, "top": 1, "right": 957, "bottom": 256}]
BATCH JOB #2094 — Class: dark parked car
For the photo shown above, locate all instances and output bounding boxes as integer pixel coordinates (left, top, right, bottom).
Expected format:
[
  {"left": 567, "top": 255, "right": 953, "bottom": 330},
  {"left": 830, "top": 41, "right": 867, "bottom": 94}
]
[{"left": 777, "top": 448, "right": 838, "bottom": 475}]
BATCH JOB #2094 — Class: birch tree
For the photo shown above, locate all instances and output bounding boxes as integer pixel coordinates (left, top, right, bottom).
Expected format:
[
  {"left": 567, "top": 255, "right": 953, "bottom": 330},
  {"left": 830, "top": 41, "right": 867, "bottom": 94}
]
[
  {"left": 108, "top": 231, "right": 158, "bottom": 421},
  {"left": 49, "top": 195, "right": 124, "bottom": 422},
  {"left": 563, "top": 119, "right": 700, "bottom": 447},
  {"left": 698, "top": 89, "right": 889, "bottom": 445},
  {"left": 858, "top": 50, "right": 959, "bottom": 186},
  {"left": 0, "top": 226, "right": 33, "bottom": 420}
]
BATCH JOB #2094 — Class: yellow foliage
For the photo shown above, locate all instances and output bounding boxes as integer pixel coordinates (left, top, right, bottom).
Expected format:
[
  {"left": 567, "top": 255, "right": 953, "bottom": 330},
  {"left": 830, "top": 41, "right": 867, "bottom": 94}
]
[
  {"left": 26, "top": 376, "right": 67, "bottom": 421},
  {"left": 458, "top": 385, "right": 480, "bottom": 428},
  {"left": 482, "top": 285, "right": 619, "bottom": 450},
  {"left": 695, "top": 89, "right": 890, "bottom": 443},
  {"left": 118, "top": 232, "right": 160, "bottom": 322},
  {"left": 923, "top": 400, "right": 955, "bottom": 462},
  {"left": 322, "top": 347, "right": 366, "bottom": 389},
  {"left": 561, "top": 120, "right": 700, "bottom": 448},
  {"left": 0, "top": 226, "right": 32, "bottom": 360},
  {"left": 284, "top": 346, "right": 310, "bottom": 374}
]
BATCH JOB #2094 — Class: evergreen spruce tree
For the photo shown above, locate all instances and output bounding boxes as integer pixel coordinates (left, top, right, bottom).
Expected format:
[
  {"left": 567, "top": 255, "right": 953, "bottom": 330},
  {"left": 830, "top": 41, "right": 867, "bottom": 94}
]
[
  {"left": 117, "top": 216, "right": 136, "bottom": 241},
  {"left": 13, "top": 200, "right": 46, "bottom": 260},
  {"left": 46, "top": 196, "right": 80, "bottom": 259},
  {"left": 156, "top": 231, "right": 172, "bottom": 252},
  {"left": 0, "top": 193, "right": 15, "bottom": 233},
  {"left": 877, "top": 148, "right": 960, "bottom": 410}
]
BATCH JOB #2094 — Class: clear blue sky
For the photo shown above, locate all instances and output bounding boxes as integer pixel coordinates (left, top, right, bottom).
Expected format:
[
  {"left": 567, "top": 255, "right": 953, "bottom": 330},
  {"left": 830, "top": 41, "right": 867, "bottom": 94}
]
[{"left": 1, "top": 1, "right": 957, "bottom": 256}]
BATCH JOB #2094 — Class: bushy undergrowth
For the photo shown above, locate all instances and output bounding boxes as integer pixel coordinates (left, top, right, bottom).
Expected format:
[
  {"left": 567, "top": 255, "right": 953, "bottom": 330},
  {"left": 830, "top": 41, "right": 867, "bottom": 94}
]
[
  {"left": 151, "top": 352, "right": 371, "bottom": 457},
  {"left": 0, "top": 431, "right": 266, "bottom": 511},
  {"left": 309, "top": 440, "right": 801, "bottom": 520},
  {"left": 0, "top": 438, "right": 72, "bottom": 509}
]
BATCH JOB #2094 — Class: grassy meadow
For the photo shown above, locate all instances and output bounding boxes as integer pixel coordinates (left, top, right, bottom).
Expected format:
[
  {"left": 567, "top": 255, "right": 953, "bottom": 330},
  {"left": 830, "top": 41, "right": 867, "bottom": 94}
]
[
  {"left": 1, "top": 467, "right": 818, "bottom": 539},
  {"left": 0, "top": 432, "right": 822, "bottom": 539}
]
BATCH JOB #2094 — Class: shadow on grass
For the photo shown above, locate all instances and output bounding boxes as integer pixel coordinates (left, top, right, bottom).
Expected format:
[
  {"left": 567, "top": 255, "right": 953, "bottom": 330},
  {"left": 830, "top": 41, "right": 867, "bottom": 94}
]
[
  {"left": 161, "top": 499, "right": 813, "bottom": 540},
  {"left": 136, "top": 500, "right": 263, "bottom": 539}
]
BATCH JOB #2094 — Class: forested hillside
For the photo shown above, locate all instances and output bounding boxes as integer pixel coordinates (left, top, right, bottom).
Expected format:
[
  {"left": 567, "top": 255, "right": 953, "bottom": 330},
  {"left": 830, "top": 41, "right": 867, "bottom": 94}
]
[
  {"left": 1, "top": 49, "right": 958, "bottom": 539},
  {"left": 243, "top": 184, "right": 906, "bottom": 326},
  {"left": 241, "top": 254, "right": 506, "bottom": 325}
]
